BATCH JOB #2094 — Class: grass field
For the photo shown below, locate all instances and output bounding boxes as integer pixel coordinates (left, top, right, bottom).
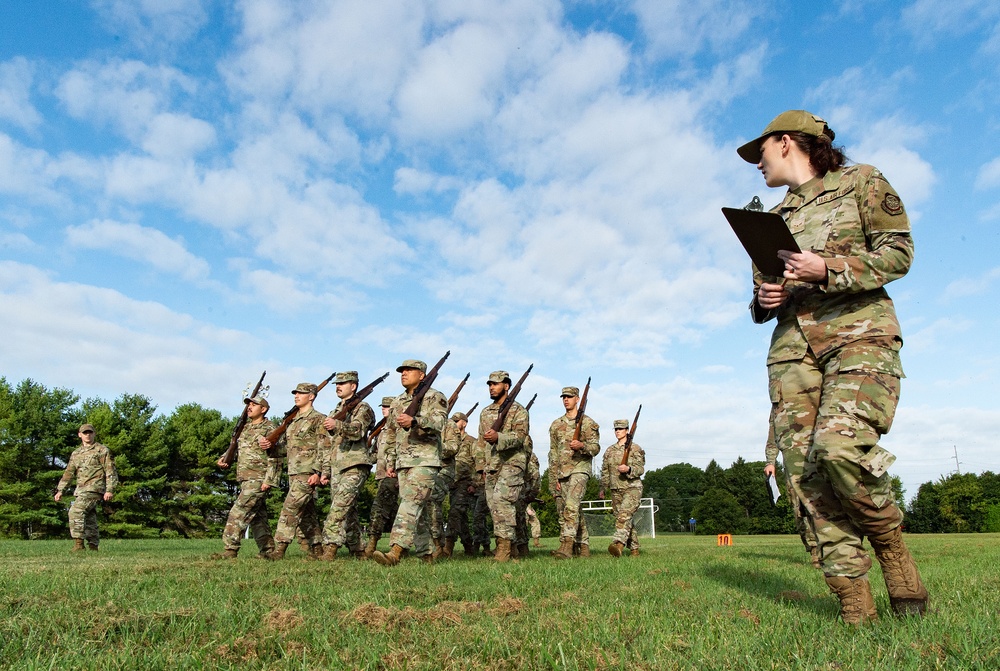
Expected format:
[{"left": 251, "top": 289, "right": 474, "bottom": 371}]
[{"left": 1, "top": 533, "right": 997, "bottom": 670}]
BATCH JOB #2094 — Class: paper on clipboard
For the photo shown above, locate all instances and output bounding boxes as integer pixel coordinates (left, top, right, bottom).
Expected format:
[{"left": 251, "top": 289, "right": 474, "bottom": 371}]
[{"left": 721, "top": 207, "right": 801, "bottom": 277}]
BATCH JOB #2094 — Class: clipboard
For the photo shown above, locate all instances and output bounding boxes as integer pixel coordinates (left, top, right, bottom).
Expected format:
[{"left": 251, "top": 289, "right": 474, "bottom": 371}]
[{"left": 722, "top": 207, "right": 801, "bottom": 277}]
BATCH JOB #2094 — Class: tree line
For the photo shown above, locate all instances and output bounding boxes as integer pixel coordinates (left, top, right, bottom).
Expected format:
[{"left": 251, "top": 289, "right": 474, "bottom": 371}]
[{"left": 1, "top": 377, "right": 993, "bottom": 539}]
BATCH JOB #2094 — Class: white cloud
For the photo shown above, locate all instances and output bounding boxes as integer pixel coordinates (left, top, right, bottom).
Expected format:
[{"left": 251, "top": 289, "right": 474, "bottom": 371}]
[
  {"left": 630, "top": 0, "right": 763, "bottom": 59},
  {"left": 942, "top": 267, "right": 1000, "bottom": 300},
  {"left": 65, "top": 219, "right": 211, "bottom": 282},
  {"left": 901, "top": 0, "right": 1000, "bottom": 45},
  {"left": 0, "top": 57, "right": 42, "bottom": 131},
  {"left": 142, "top": 113, "right": 216, "bottom": 159},
  {"left": 975, "top": 156, "right": 1000, "bottom": 190},
  {"left": 91, "top": 0, "right": 209, "bottom": 48}
]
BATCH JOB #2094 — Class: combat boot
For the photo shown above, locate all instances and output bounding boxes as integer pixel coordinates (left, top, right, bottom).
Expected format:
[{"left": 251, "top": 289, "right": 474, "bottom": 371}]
[
  {"left": 464, "top": 543, "right": 479, "bottom": 557},
  {"left": 322, "top": 544, "right": 340, "bottom": 561},
  {"left": 630, "top": 548, "right": 640, "bottom": 557},
  {"left": 87, "top": 543, "right": 99, "bottom": 552},
  {"left": 553, "top": 537, "right": 574, "bottom": 560},
  {"left": 350, "top": 545, "right": 366, "bottom": 560},
  {"left": 809, "top": 547, "right": 821, "bottom": 569},
  {"left": 363, "top": 535, "right": 379, "bottom": 559},
  {"left": 72, "top": 539, "right": 85, "bottom": 553},
  {"left": 258, "top": 535, "right": 275, "bottom": 559},
  {"left": 532, "top": 538, "right": 541, "bottom": 547},
  {"left": 825, "top": 575, "right": 878, "bottom": 625},
  {"left": 211, "top": 549, "right": 239, "bottom": 560},
  {"left": 494, "top": 538, "right": 512, "bottom": 563},
  {"left": 869, "top": 527, "right": 929, "bottom": 617},
  {"left": 268, "top": 542, "right": 289, "bottom": 561},
  {"left": 481, "top": 542, "right": 494, "bottom": 557},
  {"left": 299, "top": 538, "right": 311, "bottom": 555},
  {"left": 515, "top": 542, "right": 529, "bottom": 558},
  {"left": 421, "top": 553, "right": 435, "bottom": 564},
  {"left": 431, "top": 539, "right": 445, "bottom": 561},
  {"left": 443, "top": 537, "right": 455, "bottom": 558},
  {"left": 608, "top": 541, "right": 625, "bottom": 557},
  {"left": 578, "top": 544, "right": 590, "bottom": 558},
  {"left": 373, "top": 543, "right": 405, "bottom": 567}
]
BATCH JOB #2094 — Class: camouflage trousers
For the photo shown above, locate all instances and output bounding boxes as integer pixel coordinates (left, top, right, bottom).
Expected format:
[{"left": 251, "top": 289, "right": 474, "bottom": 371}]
[
  {"left": 429, "top": 466, "right": 455, "bottom": 541},
  {"left": 369, "top": 476, "right": 399, "bottom": 537},
  {"left": 484, "top": 464, "right": 523, "bottom": 541},
  {"left": 322, "top": 465, "right": 370, "bottom": 548},
  {"left": 68, "top": 491, "right": 103, "bottom": 545},
  {"left": 610, "top": 487, "right": 641, "bottom": 549},
  {"left": 274, "top": 475, "right": 322, "bottom": 546},
  {"left": 769, "top": 343, "right": 904, "bottom": 578},
  {"left": 526, "top": 505, "right": 541, "bottom": 540},
  {"left": 446, "top": 480, "right": 476, "bottom": 548},
  {"left": 390, "top": 465, "right": 438, "bottom": 554},
  {"left": 555, "top": 473, "right": 590, "bottom": 544},
  {"left": 472, "top": 485, "right": 492, "bottom": 545},
  {"left": 222, "top": 480, "right": 274, "bottom": 552}
]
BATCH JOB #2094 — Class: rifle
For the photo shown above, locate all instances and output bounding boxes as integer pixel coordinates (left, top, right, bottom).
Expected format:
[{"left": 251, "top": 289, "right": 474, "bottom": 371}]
[
  {"left": 265, "top": 372, "right": 336, "bottom": 445},
  {"left": 620, "top": 405, "right": 642, "bottom": 466},
  {"left": 571, "top": 377, "right": 592, "bottom": 444},
  {"left": 465, "top": 401, "right": 479, "bottom": 417},
  {"left": 329, "top": 372, "right": 390, "bottom": 423},
  {"left": 366, "top": 417, "right": 386, "bottom": 448},
  {"left": 447, "top": 373, "right": 470, "bottom": 413},
  {"left": 524, "top": 393, "right": 537, "bottom": 412},
  {"left": 220, "top": 370, "right": 266, "bottom": 467},
  {"left": 490, "top": 364, "right": 533, "bottom": 432},
  {"left": 401, "top": 351, "right": 450, "bottom": 428}
]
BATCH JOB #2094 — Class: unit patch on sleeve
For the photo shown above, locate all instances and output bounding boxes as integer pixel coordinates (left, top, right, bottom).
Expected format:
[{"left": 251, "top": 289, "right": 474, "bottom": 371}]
[{"left": 880, "top": 193, "right": 904, "bottom": 216}]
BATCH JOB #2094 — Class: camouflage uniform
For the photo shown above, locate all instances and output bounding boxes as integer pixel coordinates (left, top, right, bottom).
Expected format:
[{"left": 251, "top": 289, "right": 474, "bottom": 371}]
[
  {"left": 321, "top": 387, "right": 375, "bottom": 551},
  {"left": 446, "top": 421, "right": 477, "bottom": 551},
  {"left": 222, "top": 417, "right": 282, "bottom": 554},
  {"left": 476, "top": 394, "right": 529, "bottom": 542},
  {"left": 549, "top": 404, "right": 600, "bottom": 544},
  {"left": 429, "top": 419, "right": 460, "bottom": 542},
  {"left": 273, "top": 407, "right": 327, "bottom": 548},
  {"left": 56, "top": 436, "right": 118, "bottom": 547},
  {"left": 384, "top": 385, "right": 448, "bottom": 555},
  {"left": 525, "top": 503, "right": 541, "bottom": 542},
  {"left": 751, "top": 163, "right": 918, "bottom": 579},
  {"left": 369, "top": 401, "right": 400, "bottom": 539},
  {"left": 600, "top": 433, "right": 645, "bottom": 549},
  {"left": 515, "top": 445, "right": 540, "bottom": 547},
  {"left": 764, "top": 412, "right": 818, "bottom": 559}
]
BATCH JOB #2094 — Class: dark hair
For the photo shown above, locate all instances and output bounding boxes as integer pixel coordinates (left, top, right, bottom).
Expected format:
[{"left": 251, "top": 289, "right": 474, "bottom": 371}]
[{"left": 778, "top": 130, "right": 848, "bottom": 175}]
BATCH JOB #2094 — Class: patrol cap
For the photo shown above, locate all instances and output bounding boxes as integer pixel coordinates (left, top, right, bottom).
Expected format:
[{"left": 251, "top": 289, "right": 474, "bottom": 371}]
[
  {"left": 451, "top": 412, "right": 468, "bottom": 422},
  {"left": 613, "top": 419, "right": 629, "bottom": 430},
  {"left": 396, "top": 359, "right": 427, "bottom": 373},
  {"left": 334, "top": 371, "right": 359, "bottom": 384},
  {"left": 292, "top": 382, "right": 319, "bottom": 394},
  {"left": 560, "top": 386, "right": 579, "bottom": 398},
  {"left": 245, "top": 395, "right": 270, "bottom": 409},
  {"left": 737, "top": 110, "right": 833, "bottom": 164},
  {"left": 79, "top": 423, "right": 96, "bottom": 433},
  {"left": 488, "top": 370, "right": 511, "bottom": 385},
  {"left": 380, "top": 396, "right": 395, "bottom": 407}
]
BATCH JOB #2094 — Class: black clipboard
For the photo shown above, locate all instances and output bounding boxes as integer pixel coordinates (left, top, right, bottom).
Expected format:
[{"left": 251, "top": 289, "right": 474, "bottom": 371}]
[{"left": 722, "top": 207, "right": 800, "bottom": 277}]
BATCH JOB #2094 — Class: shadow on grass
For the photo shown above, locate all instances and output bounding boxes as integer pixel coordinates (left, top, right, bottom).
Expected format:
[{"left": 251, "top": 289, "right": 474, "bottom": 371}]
[
  {"left": 700, "top": 562, "right": 834, "bottom": 618},
  {"left": 733, "top": 549, "right": 814, "bottom": 567}
]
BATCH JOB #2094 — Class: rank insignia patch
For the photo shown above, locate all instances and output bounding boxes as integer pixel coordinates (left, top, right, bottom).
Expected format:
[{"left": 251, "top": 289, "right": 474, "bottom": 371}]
[{"left": 881, "top": 193, "right": 904, "bottom": 215}]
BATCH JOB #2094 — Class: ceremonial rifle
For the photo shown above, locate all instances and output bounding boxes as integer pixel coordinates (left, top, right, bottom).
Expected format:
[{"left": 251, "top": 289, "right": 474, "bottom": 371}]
[
  {"left": 447, "top": 373, "right": 470, "bottom": 413},
  {"left": 366, "top": 417, "right": 386, "bottom": 449},
  {"left": 401, "top": 351, "right": 450, "bottom": 427},
  {"left": 524, "top": 393, "right": 537, "bottom": 412},
  {"left": 265, "top": 372, "right": 336, "bottom": 445},
  {"left": 571, "top": 377, "right": 592, "bottom": 444},
  {"left": 219, "top": 370, "right": 266, "bottom": 467},
  {"left": 490, "top": 364, "right": 533, "bottom": 432},
  {"left": 620, "top": 405, "right": 642, "bottom": 466},
  {"left": 329, "top": 372, "right": 390, "bottom": 424},
  {"left": 465, "top": 401, "right": 479, "bottom": 417}
]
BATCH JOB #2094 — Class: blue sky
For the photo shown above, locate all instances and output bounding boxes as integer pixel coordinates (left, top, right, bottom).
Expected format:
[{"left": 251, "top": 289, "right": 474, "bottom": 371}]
[{"left": 2, "top": 0, "right": 998, "bottom": 501}]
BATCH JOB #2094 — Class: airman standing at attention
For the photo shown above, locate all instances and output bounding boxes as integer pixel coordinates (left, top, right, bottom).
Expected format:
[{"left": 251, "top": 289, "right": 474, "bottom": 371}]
[
  {"left": 548, "top": 386, "right": 599, "bottom": 559},
  {"left": 320, "top": 371, "right": 375, "bottom": 560},
  {"left": 599, "top": 419, "right": 645, "bottom": 557},
  {"left": 55, "top": 424, "right": 119, "bottom": 552}
]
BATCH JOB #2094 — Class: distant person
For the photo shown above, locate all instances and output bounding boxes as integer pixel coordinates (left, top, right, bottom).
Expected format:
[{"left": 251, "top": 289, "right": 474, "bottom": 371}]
[
  {"left": 54, "top": 424, "right": 119, "bottom": 552},
  {"left": 739, "top": 109, "right": 927, "bottom": 624},
  {"left": 599, "top": 419, "right": 645, "bottom": 557},
  {"left": 548, "top": 386, "right": 599, "bottom": 559},
  {"left": 689, "top": 517, "right": 696, "bottom": 533}
]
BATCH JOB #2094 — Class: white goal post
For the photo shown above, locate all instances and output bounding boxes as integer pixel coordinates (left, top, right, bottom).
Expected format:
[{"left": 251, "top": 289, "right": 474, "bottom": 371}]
[{"left": 580, "top": 497, "right": 658, "bottom": 538}]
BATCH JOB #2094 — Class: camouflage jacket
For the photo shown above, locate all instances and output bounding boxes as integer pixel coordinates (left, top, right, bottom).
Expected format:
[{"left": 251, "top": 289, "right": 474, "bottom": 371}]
[
  {"left": 475, "top": 400, "right": 529, "bottom": 473},
  {"left": 57, "top": 442, "right": 119, "bottom": 496},
  {"left": 385, "top": 388, "right": 448, "bottom": 470},
  {"left": 600, "top": 441, "right": 645, "bottom": 491},
  {"left": 548, "top": 413, "right": 600, "bottom": 480},
  {"left": 452, "top": 429, "right": 477, "bottom": 485},
  {"left": 323, "top": 397, "right": 375, "bottom": 475},
  {"left": 751, "top": 164, "right": 912, "bottom": 372},
  {"left": 237, "top": 418, "right": 282, "bottom": 486},
  {"left": 374, "top": 422, "right": 392, "bottom": 480},
  {"left": 764, "top": 417, "right": 779, "bottom": 467},
  {"left": 283, "top": 407, "right": 329, "bottom": 477},
  {"left": 524, "top": 450, "right": 540, "bottom": 500}
]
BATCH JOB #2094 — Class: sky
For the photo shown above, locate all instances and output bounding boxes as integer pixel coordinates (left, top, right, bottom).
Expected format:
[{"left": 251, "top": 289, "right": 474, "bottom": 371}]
[{"left": 2, "top": 0, "right": 999, "bottom": 502}]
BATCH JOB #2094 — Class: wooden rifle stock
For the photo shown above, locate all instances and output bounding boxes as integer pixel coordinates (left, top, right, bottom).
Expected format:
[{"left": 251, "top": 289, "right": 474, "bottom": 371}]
[
  {"left": 571, "top": 377, "right": 591, "bottom": 443},
  {"left": 447, "top": 373, "right": 470, "bottom": 413},
  {"left": 401, "top": 351, "right": 450, "bottom": 426},
  {"left": 620, "top": 405, "right": 642, "bottom": 466},
  {"left": 265, "top": 371, "right": 336, "bottom": 445},
  {"left": 366, "top": 417, "right": 386, "bottom": 448},
  {"left": 220, "top": 370, "right": 266, "bottom": 466},
  {"left": 330, "top": 372, "right": 390, "bottom": 422},
  {"left": 490, "top": 364, "right": 533, "bottom": 432}
]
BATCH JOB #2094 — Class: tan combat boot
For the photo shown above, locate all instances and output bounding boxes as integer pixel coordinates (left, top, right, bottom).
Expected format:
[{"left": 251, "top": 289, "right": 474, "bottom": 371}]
[
  {"left": 825, "top": 575, "right": 878, "bottom": 625},
  {"left": 494, "top": 538, "right": 512, "bottom": 563},
  {"left": 431, "top": 539, "right": 445, "bottom": 561},
  {"left": 211, "top": 549, "right": 239, "bottom": 560},
  {"left": 869, "top": 527, "right": 929, "bottom": 617},
  {"left": 532, "top": 538, "right": 541, "bottom": 547},
  {"left": 268, "top": 542, "right": 289, "bottom": 561},
  {"left": 553, "top": 537, "right": 574, "bottom": 560},
  {"left": 363, "top": 535, "right": 379, "bottom": 559},
  {"left": 809, "top": 547, "right": 821, "bottom": 569},
  {"left": 578, "top": 544, "right": 590, "bottom": 558},
  {"left": 322, "top": 544, "right": 340, "bottom": 561},
  {"left": 374, "top": 544, "right": 405, "bottom": 567},
  {"left": 72, "top": 539, "right": 86, "bottom": 553},
  {"left": 629, "top": 548, "right": 640, "bottom": 557},
  {"left": 608, "top": 541, "right": 624, "bottom": 557},
  {"left": 443, "top": 537, "right": 455, "bottom": 558},
  {"left": 298, "top": 539, "right": 311, "bottom": 555}
]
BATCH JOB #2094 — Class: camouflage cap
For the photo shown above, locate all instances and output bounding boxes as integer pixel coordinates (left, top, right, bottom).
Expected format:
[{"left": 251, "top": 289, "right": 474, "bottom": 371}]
[
  {"left": 380, "top": 396, "right": 395, "bottom": 407},
  {"left": 613, "top": 419, "right": 629, "bottom": 430},
  {"left": 292, "top": 383, "right": 318, "bottom": 394},
  {"left": 451, "top": 412, "right": 468, "bottom": 422},
  {"left": 487, "top": 370, "right": 511, "bottom": 385},
  {"left": 560, "top": 386, "right": 579, "bottom": 398},
  {"left": 245, "top": 395, "right": 270, "bottom": 409},
  {"left": 334, "top": 371, "right": 359, "bottom": 384},
  {"left": 395, "top": 359, "right": 427, "bottom": 373},
  {"left": 79, "top": 423, "right": 96, "bottom": 433},
  {"left": 737, "top": 110, "right": 833, "bottom": 164}
]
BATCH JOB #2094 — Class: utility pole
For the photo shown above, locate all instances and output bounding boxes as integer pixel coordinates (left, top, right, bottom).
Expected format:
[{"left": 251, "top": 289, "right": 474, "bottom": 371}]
[{"left": 953, "top": 445, "right": 962, "bottom": 475}]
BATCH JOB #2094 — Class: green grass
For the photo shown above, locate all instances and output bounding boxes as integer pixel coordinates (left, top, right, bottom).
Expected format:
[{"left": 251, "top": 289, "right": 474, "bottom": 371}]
[{"left": 1, "top": 534, "right": 997, "bottom": 670}]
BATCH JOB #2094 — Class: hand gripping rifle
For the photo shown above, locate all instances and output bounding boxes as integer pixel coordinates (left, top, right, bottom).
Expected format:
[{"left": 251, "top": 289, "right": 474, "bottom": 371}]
[
  {"left": 219, "top": 370, "right": 266, "bottom": 467},
  {"left": 265, "top": 372, "right": 336, "bottom": 445},
  {"left": 329, "top": 372, "right": 390, "bottom": 424},
  {"left": 401, "top": 351, "right": 450, "bottom": 429},
  {"left": 620, "top": 405, "right": 642, "bottom": 466},
  {"left": 447, "top": 373, "right": 470, "bottom": 413},
  {"left": 571, "top": 377, "right": 592, "bottom": 444},
  {"left": 490, "top": 365, "right": 533, "bottom": 432}
]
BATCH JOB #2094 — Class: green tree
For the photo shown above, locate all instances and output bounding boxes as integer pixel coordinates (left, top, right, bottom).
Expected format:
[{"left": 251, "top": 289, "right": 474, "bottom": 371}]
[
  {"left": 690, "top": 487, "right": 748, "bottom": 535},
  {"left": 642, "top": 462, "right": 704, "bottom": 530},
  {"left": 937, "top": 473, "right": 986, "bottom": 532},
  {"left": 906, "top": 481, "right": 943, "bottom": 533}
]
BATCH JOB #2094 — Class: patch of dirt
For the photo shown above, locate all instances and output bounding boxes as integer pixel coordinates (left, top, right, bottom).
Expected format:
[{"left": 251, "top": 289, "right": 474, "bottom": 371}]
[
  {"left": 737, "top": 608, "right": 760, "bottom": 625},
  {"left": 264, "top": 607, "right": 303, "bottom": 632}
]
